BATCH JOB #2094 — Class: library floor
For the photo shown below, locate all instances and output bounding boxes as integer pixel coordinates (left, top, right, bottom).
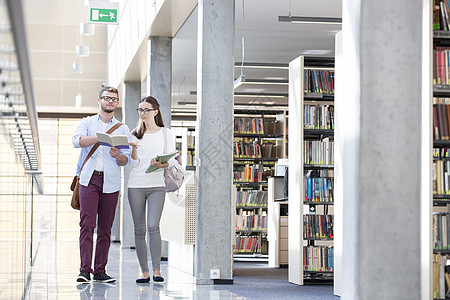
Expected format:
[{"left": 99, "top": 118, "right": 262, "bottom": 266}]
[{"left": 25, "top": 237, "right": 338, "bottom": 299}]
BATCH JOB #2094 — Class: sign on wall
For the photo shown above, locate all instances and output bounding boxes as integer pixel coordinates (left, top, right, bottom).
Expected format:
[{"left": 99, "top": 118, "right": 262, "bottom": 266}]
[{"left": 89, "top": 1, "right": 119, "bottom": 24}]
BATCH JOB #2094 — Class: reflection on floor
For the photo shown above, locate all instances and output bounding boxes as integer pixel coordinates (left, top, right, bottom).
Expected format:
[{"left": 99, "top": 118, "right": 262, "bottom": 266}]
[
  {"left": 25, "top": 238, "right": 339, "bottom": 300},
  {"left": 26, "top": 239, "right": 243, "bottom": 300}
]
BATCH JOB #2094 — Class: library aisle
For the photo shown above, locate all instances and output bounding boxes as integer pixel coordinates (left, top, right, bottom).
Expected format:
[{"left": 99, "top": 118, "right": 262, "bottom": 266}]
[{"left": 23, "top": 202, "right": 338, "bottom": 299}]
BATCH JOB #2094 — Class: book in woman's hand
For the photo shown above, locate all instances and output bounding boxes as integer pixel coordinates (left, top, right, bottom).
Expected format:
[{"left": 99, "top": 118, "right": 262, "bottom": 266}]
[
  {"left": 145, "top": 151, "right": 179, "bottom": 173},
  {"left": 96, "top": 132, "right": 129, "bottom": 149}
]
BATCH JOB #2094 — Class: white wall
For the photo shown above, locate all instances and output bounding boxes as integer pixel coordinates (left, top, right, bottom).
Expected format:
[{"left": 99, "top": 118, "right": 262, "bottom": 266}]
[{"left": 107, "top": 0, "right": 197, "bottom": 87}]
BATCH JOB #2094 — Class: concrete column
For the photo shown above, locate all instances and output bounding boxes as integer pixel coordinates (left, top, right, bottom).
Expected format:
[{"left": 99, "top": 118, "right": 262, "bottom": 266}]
[
  {"left": 148, "top": 36, "right": 172, "bottom": 127},
  {"left": 338, "top": 0, "right": 431, "bottom": 299},
  {"left": 111, "top": 107, "right": 123, "bottom": 242},
  {"left": 121, "top": 81, "right": 141, "bottom": 248},
  {"left": 194, "top": 0, "right": 234, "bottom": 284},
  {"left": 147, "top": 36, "right": 172, "bottom": 259}
]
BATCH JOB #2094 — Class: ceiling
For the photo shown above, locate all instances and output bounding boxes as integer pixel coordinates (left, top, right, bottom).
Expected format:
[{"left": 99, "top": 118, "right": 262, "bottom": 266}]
[
  {"left": 20, "top": 0, "right": 342, "bottom": 114},
  {"left": 171, "top": 0, "right": 342, "bottom": 110},
  {"left": 23, "top": 0, "right": 107, "bottom": 115}
]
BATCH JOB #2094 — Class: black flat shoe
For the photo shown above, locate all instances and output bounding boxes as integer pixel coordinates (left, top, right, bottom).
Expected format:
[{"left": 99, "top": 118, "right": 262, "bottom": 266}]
[
  {"left": 136, "top": 277, "right": 150, "bottom": 283},
  {"left": 153, "top": 276, "right": 164, "bottom": 282}
]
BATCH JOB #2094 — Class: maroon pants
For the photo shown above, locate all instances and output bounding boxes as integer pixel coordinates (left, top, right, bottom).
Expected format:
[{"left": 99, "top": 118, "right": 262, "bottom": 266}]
[{"left": 79, "top": 174, "right": 119, "bottom": 274}]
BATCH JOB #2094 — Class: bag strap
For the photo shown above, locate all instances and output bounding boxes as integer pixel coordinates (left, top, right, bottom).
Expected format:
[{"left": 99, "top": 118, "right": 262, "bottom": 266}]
[
  {"left": 79, "top": 122, "right": 123, "bottom": 172},
  {"left": 163, "top": 127, "right": 167, "bottom": 153}
]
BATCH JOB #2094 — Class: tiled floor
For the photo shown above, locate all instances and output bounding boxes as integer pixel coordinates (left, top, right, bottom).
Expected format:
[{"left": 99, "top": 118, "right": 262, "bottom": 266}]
[{"left": 26, "top": 238, "right": 244, "bottom": 299}]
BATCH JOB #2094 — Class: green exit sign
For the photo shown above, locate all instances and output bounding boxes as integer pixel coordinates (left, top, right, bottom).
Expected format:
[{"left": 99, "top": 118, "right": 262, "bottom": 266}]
[
  {"left": 88, "top": 1, "right": 119, "bottom": 24},
  {"left": 90, "top": 8, "right": 117, "bottom": 24}
]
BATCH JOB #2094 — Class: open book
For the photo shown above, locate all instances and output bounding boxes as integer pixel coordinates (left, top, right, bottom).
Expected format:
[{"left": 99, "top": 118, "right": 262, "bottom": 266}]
[
  {"left": 96, "top": 132, "right": 129, "bottom": 149},
  {"left": 145, "top": 151, "right": 179, "bottom": 173}
]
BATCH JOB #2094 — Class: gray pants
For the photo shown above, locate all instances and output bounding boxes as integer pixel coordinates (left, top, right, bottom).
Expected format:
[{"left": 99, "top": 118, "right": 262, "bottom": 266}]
[{"left": 128, "top": 187, "right": 166, "bottom": 273}]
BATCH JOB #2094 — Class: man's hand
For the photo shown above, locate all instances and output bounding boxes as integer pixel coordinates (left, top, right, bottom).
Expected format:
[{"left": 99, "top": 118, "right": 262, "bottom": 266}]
[
  {"left": 110, "top": 146, "right": 128, "bottom": 165},
  {"left": 110, "top": 146, "right": 121, "bottom": 158}
]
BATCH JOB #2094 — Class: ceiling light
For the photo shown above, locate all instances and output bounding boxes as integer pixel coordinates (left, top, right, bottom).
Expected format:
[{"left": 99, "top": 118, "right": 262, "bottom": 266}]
[
  {"left": 234, "top": 62, "right": 288, "bottom": 69},
  {"left": 234, "top": 92, "right": 287, "bottom": 98},
  {"left": 75, "top": 93, "right": 82, "bottom": 108},
  {"left": 234, "top": 103, "right": 288, "bottom": 110},
  {"left": 234, "top": 74, "right": 246, "bottom": 89},
  {"left": 80, "top": 23, "right": 95, "bottom": 35},
  {"left": 239, "top": 79, "right": 288, "bottom": 85},
  {"left": 190, "top": 91, "right": 287, "bottom": 98},
  {"left": 235, "top": 0, "right": 247, "bottom": 90},
  {"left": 278, "top": 16, "right": 342, "bottom": 25},
  {"left": 76, "top": 45, "right": 89, "bottom": 57},
  {"left": 177, "top": 101, "right": 197, "bottom": 106},
  {"left": 72, "top": 62, "right": 84, "bottom": 73}
]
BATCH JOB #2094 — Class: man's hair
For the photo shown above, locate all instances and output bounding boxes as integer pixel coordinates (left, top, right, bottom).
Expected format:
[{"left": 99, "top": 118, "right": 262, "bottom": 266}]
[{"left": 98, "top": 86, "right": 119, "bottom": 99}]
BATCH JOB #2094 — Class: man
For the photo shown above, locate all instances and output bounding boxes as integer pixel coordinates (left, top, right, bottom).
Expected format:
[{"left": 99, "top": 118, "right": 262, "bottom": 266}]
[{"left": 72, "top": 86, "right": 131, "bottom": 283}]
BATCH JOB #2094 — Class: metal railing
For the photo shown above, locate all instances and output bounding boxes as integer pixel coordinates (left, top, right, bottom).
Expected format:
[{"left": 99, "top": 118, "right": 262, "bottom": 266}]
[{"left": 1, "top": 0, "right": 43, "bottom": 193}]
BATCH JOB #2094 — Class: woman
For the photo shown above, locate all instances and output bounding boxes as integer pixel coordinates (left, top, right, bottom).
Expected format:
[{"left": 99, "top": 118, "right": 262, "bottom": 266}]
[{"left": 128, "top": 96, "right": 175, "bottom": 283}]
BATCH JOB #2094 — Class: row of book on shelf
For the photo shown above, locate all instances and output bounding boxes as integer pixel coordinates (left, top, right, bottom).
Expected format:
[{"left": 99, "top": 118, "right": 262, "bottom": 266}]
[
  {"left": 434, "top": 47, "right": 450, "bottom": 87},
  {"left": 233, "top": 164, "right": 263, "bottom": 183},
  {"left": 235, "top": 190, "right": 268, "bottom": 207},
  {"left": 304, "top": 104, "right": 335, "bottom": 130},
  {"left": 303, "top": 246, "right": 334, "bottom": 272},
  {"left": 234, "top": 138, "right": 261, "bottom": 158},
  {"left": 234, "top": 117, "right": 284, "bottom": 135},
  {"left": 304, "top": 69, "right": 335, "bottom": 94},
  {"left": 186, "top": 150, "right": 195, "bottom": 167},
  {"left": 186, "top": 132, "right": 195, "bottom": 149},
  {"left": 434, "top": 147, "right": 450, "bottom": 160},
  {"left": 233, "top": 138, "right": 281, "bottom": 159},
  {"left": 235, "top": 211, "right": 267, "bottom": 231},
  {"left": 433, "top": 100, "right": 450, "bottom": 140},
  {"left": 434, "top": 213, "right": 450, "bottom": 250},
  {"left": 433, "top": 253, "right": 449, "bottom": 300},
  {"left": 434, "top": 0, "right": 450, "bottom": 31},
  {"left": 234, "top": 236, "right": 267, "bottom": 253},
  {"left": 304, "top": 214, "right": 334, "bottom": 239},
  {"left": 304, "top": 177, "right": 334, "bottom": 203},
  {"left": 304, "top": 139, "right": 334, "bottom": 165},
  {"left": 433, "top": 159, "right": 450, "bottom": 195},
  {"left": 235, "top": 117, "right": 264, "bottom": 134}
]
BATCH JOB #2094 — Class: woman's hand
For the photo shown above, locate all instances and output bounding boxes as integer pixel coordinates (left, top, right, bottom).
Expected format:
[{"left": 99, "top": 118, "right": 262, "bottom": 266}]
[
  {"left": 150, "top": 158, "right": 168, "bottom": 169},
  {"left": 128, "top": 142, "right": 140, "bottom": 149},
  {"left": 129, "top": 142, "right": 139, "bottom": 160}
]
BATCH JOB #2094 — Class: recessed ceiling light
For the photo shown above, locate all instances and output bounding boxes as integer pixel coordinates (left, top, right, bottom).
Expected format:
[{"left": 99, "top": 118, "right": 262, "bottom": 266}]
[{"left": 278, "top": 16, "right": 342, "bottom": 25}]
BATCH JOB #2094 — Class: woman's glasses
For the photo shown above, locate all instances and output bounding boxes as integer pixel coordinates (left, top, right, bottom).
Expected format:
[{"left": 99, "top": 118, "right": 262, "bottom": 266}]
[{"left": 137, "top": 108, "right": 156, "bottom": 114}]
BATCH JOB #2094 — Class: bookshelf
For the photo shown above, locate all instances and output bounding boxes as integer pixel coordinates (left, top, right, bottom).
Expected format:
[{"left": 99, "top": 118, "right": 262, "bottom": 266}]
[
  {"left": 233, "top": 110, "right": 287, "bottom": 258},
  {"left": 288, "top": 56, "right": 335, "bottom": 285},
  {"left": 432, "top": 23, "right": 450, "bottom": 298},
  {"left": 171, "top": 124, "right": 196, "bottom": 171},
  {"left": 186, "top": 128, "right": 196, "bottom": 170},
  {"left": 268, "top": 176, "right": 288, "bottom": 268}
]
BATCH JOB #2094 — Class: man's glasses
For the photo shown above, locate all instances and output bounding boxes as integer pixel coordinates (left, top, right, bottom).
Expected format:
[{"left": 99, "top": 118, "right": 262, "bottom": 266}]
[
  {"left": 137, "top": 108, "right": 156, "bottom": 114},
  {"left": 101, "top": 96, "right": 119, "bottom": 103}
]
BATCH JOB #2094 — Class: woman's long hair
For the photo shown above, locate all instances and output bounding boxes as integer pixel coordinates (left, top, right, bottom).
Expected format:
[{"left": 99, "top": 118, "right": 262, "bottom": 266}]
[{"left": 131, "top": 96, "right": 165, "bottom": 139}]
